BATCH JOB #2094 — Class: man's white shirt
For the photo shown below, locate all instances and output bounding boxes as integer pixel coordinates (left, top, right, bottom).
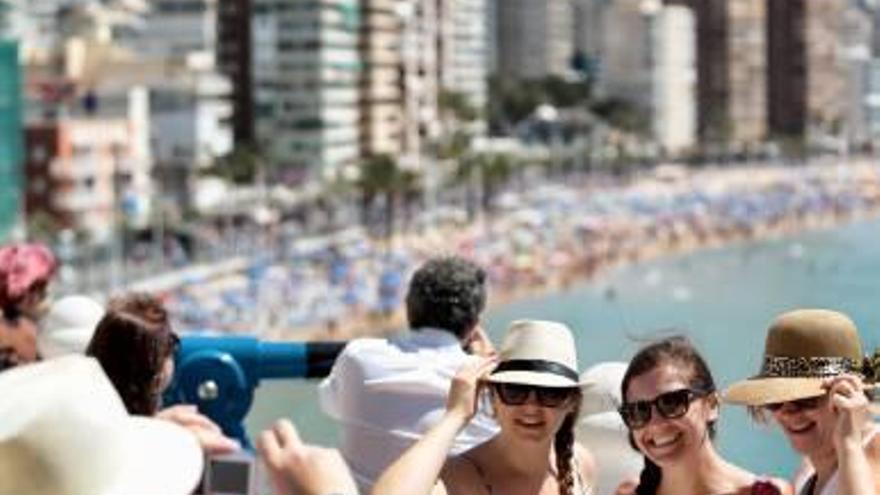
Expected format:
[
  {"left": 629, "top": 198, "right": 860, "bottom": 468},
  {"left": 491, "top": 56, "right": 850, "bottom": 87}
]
[{"left": 318, "top": 328, "right": 499, "bottom": 491}]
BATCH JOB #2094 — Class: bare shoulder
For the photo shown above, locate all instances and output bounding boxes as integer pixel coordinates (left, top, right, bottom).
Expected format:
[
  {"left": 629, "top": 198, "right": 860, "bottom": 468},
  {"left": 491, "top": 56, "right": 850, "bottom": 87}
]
[{"left": 574, "top": 442, "right": 597, "bottom": 481}]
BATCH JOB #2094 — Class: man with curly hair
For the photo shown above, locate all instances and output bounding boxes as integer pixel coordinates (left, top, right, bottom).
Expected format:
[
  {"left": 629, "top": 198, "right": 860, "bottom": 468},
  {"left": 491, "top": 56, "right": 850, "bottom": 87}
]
[{"left": 319, "top": 256, "right": 499, "bottom": 492}]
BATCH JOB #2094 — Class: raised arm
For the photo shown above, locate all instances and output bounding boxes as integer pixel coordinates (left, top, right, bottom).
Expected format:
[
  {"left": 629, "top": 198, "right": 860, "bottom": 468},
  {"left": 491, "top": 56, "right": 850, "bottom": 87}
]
[
  {"left": 827, "top": 375, "right": 880, "bottom": 495},
  {"left": 371, "top": 357, "right": 497, "bottom": 495}
]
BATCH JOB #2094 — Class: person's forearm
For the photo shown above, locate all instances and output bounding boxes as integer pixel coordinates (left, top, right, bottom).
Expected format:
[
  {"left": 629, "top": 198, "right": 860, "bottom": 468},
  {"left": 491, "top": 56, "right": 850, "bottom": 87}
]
[
  {"left": 371, "top": 412, "right": 468, "bottom": 495},
  {"left": 837, "top": 443, "right": 876, "bottom": 495}
]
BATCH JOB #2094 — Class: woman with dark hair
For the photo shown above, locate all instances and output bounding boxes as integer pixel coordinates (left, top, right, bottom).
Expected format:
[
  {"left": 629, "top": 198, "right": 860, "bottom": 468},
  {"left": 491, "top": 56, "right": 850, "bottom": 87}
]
[
  {"left": 85, "top": 292, "right": 240, "bottom": 455},
  {"left": 617, "top": 336, "right": 790, "bottom": 495},
  {"left": 373, "top": 320, "right": 595, "bottom": 495},
  {"left": 86, "top": 293, "right": 179, "bottom": 416}
]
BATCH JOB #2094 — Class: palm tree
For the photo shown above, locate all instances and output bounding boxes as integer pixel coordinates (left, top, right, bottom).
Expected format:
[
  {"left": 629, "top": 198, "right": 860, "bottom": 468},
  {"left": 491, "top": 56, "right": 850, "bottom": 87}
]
[
  {"left": 203, "top": 142, "right": 265, "bottom": 185},
  {"left": 451, "top": 152, "right": 516, "bottom": 219},
  {"left": 357, "top": 154, "right": 419, "bottom": 238},
  {"left": 480, "top": 153, "right": 515, "bottom": 213}
]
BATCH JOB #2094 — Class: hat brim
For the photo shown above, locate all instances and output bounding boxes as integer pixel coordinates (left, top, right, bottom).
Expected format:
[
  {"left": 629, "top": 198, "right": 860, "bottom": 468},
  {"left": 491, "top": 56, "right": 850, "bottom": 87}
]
[
  {"left": 37, "top": 328, "right": 95, "bottom": 358},
  {"left": 486, "top": 370, "right": 594, "bottom": 388},
  {"left": 107, "top": 417, "right": 204, "bottom": 495},
  {"left": 723, "top": 377, "right": 826, "bottom": 406}
]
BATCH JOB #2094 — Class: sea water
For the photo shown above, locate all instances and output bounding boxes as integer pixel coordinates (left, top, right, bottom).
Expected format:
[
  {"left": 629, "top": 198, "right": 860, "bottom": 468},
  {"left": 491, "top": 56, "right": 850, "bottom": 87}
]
[{"left": 245, "top": 216, "right": 880, "bottom": 478}]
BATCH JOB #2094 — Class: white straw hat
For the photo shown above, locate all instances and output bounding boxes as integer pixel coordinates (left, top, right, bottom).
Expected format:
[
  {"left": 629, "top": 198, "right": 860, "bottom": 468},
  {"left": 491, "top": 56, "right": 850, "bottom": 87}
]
[
  {"left": 38, "top": 295, "right": 105, "bottom": 358},
  {"left": 0, "top": 355, "right": 203, "bottom": 495},
  {"left": 486, "top": 320, "right": 592, "bottom": 388}
]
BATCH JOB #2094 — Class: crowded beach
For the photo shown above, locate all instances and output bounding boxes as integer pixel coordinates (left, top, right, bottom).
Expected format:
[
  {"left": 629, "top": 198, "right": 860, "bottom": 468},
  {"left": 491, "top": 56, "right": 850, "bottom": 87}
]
[{"left": 157, "top": 160, "right": 880, "bottom": 341}]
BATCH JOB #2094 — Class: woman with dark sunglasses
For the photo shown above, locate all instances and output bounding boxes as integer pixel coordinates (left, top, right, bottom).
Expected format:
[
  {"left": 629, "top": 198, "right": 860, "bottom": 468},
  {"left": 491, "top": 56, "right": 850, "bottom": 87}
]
[
  {"left": 373, "top": 320, "right": 596, "bottom": 495},
  {"left": 618, "top": 336, "right": 790, "bottom": 495},
  {"left": 725, "top": 309, "right": 880, "bottom": 495}
]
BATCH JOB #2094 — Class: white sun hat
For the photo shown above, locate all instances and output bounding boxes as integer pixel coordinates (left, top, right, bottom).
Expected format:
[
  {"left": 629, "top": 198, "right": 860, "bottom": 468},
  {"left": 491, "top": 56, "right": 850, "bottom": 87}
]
[
  {"left": 485, "top": 320, "right": 593, "bottom": 388},
  {"left": 0, "top": 355, "right": 203, "bottom": 495},
  {"left": 576, "top": 362, "right": 641, "bottom": 495},
  {"left": 38, "top": 295, "right": 105, "bottom": 358}
]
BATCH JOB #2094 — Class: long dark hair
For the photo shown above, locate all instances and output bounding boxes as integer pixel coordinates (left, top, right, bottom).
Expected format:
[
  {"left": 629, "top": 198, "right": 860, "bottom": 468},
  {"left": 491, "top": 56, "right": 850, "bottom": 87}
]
[
  {"left": 554, "top": 389, "right": 583, "bottom": 495},
  {"left": 86, "top": 293, "right": 177, "bottom": 416},
  {"left": 620, "top": 336, "right": 717, "bottom": 495}
]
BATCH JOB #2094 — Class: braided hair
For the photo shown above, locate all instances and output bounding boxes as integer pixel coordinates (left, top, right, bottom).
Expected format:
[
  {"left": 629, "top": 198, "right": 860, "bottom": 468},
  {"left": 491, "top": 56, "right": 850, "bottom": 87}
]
[
  {"left": 620, "top": 336, "right": 717, "bottom": 495},
  {"left": 554, "top": 389, "right": 583, "bottom": 495}
]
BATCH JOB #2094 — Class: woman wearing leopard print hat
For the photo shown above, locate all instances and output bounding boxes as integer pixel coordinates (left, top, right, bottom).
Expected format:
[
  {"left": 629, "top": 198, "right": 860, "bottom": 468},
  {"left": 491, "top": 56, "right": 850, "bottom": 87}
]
[{"left": 725, "top": 309, "right": 880, "bottom": 495}]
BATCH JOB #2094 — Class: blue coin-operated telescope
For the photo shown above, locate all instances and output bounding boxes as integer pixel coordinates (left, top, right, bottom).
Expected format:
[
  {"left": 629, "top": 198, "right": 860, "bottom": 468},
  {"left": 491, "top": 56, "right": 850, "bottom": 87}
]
[{"left": 164, "top": 335, "right": 347, "bottom": 448}]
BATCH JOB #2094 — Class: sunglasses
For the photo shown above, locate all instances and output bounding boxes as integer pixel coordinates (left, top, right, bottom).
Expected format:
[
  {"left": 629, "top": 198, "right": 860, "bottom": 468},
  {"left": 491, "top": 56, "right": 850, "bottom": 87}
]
[
  {"left": 492, "top": 383, "right": 577, "bottom": 408},
  {"left": 763, "top": 395, "right": 824, "bottom": 413},
  {"left": 619, "top": 388, "right": 711, "bottom": 429}
]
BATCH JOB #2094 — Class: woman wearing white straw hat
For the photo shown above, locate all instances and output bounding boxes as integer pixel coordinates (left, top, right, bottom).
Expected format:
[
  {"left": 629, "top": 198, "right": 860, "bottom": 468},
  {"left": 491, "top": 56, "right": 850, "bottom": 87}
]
[
  {"left": 724, "top": 309, "right": 880, "bottom": 495},
  {"left": 372, "top": 320, "right": 596, "bottom": 495},
  {"left": 0, "top": 355, "right": 204, "bottom": 495}
]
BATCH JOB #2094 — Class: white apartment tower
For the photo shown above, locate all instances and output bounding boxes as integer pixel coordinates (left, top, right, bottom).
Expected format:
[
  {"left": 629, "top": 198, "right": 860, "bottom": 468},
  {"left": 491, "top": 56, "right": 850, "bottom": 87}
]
[
  {"left": 439, "top": 0, "right": 488, "bottom": 113},
  {"left": 652, "top": 5, "right": 696, "bottom": 154},
  {"left": 399, "top": 0, "right": 440, "bottom": 162},
  {"left": 252, "top": 0, "right": 361, "bottom": 178}
]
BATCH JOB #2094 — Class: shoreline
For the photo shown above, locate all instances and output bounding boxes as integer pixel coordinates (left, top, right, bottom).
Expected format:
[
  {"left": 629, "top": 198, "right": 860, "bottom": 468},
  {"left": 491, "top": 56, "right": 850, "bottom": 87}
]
[{"left": 271, "top": 162, "right": 880, "bottom": 343}]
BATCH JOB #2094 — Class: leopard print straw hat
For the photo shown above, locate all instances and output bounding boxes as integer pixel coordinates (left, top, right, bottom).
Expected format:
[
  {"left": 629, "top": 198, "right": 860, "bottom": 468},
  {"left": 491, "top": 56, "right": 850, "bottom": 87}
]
[{"left": 724, "top": 309, "right": 870, "bottom": 406}]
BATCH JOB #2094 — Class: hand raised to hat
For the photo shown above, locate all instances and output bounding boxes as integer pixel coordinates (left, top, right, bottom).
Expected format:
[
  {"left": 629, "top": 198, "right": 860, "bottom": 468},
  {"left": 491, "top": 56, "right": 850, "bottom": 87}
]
[
  {"left": 823, "top": 374, "right": 872, "bottom": 452},
  {"left": 446, "top": 357, "right": 498, "bottom": 426},
  {"left": 465, "top": 325, "right": 497, "bottom": 358}
]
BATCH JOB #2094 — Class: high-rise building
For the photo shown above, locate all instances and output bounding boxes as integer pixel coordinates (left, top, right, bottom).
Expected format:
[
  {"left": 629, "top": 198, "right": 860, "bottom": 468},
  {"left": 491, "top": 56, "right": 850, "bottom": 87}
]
[
  {"left": 573, "top": 0, "right": 607, "bottom": 64},
  {"left": 252, "top": 0, "right": 361, "bottom": 179},
  {"left": 592, "top": 0, "right": 654, "bottom": 110},
  {"left": 496, "top": 0, "right": 574, "bottom": 80},
  {"left": 0, "top": 39, "right": 23, "bottom": 241},
  {"left": 399, "top": 0, "right": 440, "bottom": 161},
  {"left": 359, "top": 0, "right": 403, "bottom": 157},
  {"left": 25, "top": 88, "right": 153, "bottom": 241},
  {"left": 662, "top": 0, "right": 766, "bottom": 145},
  {"left": 439, "top": 0, "right": 488, "bottom": 113},
  {"left": 838, "top": 1, "right": 872, "bottom": 146},
  {"left": 124, "top": 0, "right": 219, "bottom": 60},
  {"left": 652, "top": 5, "right": 696, "bottom": 153},
  {"left": 725, "top": 0, "right": 766, "bottom": 144},
  {"left": 767, "top": 0, "right": 845, "bottom": 139},
  {"left": 217, "top": 0, "right": 255, "bottom": 145}
]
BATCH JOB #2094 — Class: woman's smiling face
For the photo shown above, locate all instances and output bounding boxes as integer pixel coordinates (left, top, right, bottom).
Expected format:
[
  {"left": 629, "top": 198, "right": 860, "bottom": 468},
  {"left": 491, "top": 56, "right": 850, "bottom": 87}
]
[
  {"left": 768, "top": 394, "right": 835, "bottom": 456},
  {"left": 491, "top": 385, "right": 577, "bottom": 442},
  {"left": 624, "top": 363, "right": 718, "bottom": 467}
]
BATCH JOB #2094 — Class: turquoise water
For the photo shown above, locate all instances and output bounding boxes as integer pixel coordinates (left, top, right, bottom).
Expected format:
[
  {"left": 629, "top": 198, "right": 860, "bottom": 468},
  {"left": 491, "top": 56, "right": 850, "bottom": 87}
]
[{"left": 245, "top": 216, "right": 880, "bottom": 479}]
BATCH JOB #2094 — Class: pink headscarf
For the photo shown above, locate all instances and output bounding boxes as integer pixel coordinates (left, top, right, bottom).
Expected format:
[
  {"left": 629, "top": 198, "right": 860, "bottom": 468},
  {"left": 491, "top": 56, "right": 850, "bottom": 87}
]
[{"left": 0, "top": 244, "right": 58, "bottom": 310}]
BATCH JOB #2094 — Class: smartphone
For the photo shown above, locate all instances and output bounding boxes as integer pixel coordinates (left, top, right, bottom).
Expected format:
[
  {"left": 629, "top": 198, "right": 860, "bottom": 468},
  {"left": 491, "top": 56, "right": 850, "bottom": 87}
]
[{"left": 202, "top": 452, "right": 257, "bottom": 495}]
